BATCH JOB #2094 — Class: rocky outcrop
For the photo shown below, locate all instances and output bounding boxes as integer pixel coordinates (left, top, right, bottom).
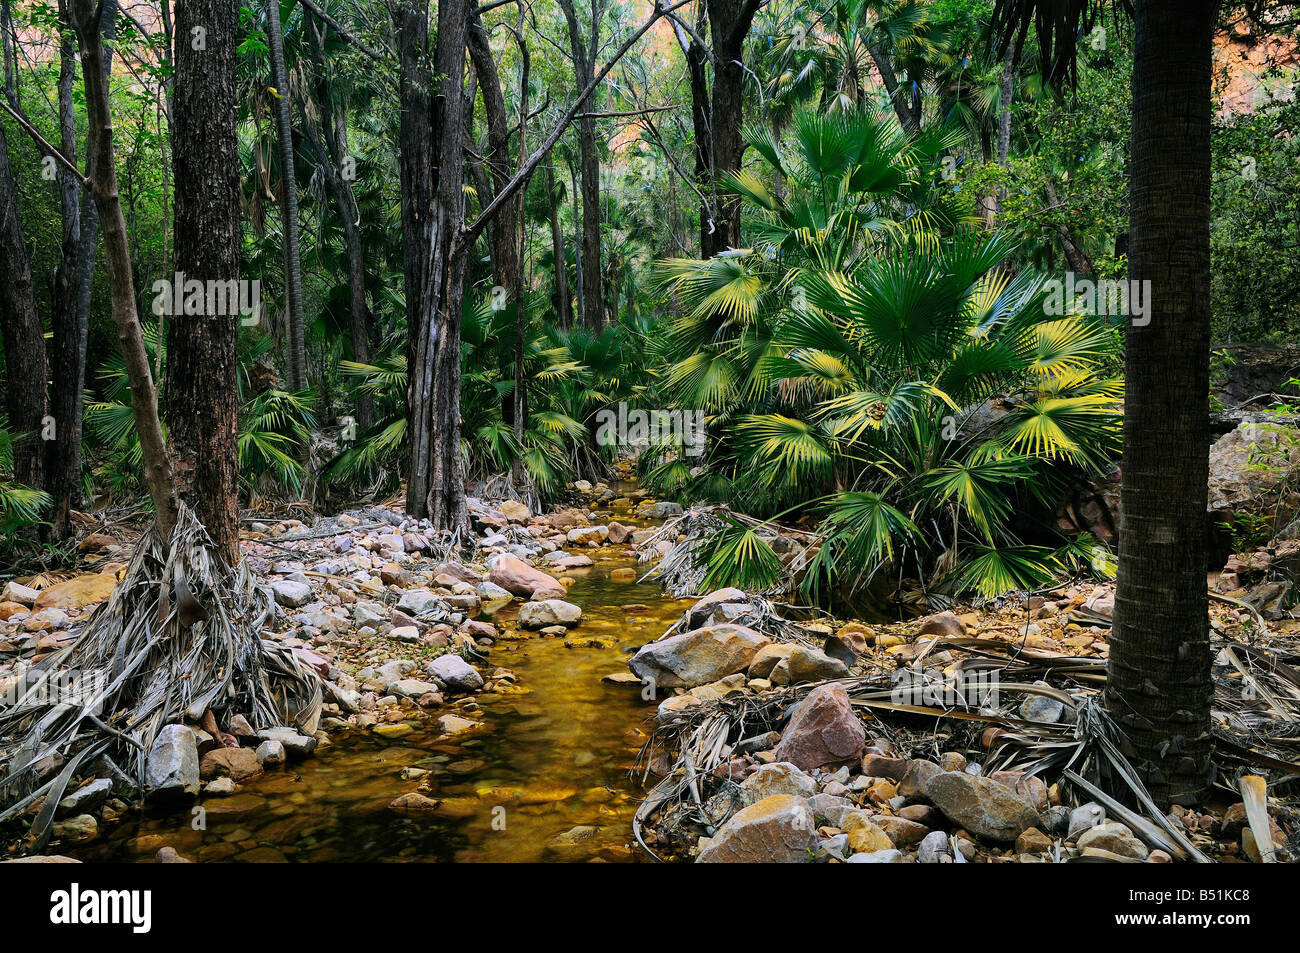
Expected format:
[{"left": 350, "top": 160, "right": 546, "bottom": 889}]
[{"left": 628, "top": 624, "right": 769, "bottom": 689}]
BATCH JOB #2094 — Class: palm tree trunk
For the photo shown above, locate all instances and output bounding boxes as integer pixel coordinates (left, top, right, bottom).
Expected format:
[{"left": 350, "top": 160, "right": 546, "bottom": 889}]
[
  {"left": 1106, "top": 0, "right": 1216, "bottom": 808},
  {"left": 166, "top": 0, "right": 242, "bottom": 564},
  {"left": 266, "top": 0, "right": 307, "bottom": 391}
]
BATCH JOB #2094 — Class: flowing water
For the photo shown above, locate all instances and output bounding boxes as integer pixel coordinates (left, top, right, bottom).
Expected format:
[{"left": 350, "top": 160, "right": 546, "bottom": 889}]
[{"left": 69, "top": 536, "right": 691, "bottom": 862}]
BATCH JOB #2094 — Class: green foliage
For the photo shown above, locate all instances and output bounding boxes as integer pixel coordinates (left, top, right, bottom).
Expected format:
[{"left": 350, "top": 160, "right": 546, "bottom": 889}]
[{"left": 655, "top": 104, "right": 1122, "bottom": 601}]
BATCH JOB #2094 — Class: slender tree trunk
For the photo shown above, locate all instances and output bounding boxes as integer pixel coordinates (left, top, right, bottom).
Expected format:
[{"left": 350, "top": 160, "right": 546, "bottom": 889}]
[
  {"left": 266, "top": 0, "right": 307, "bottom": 391},
  {"left": 558, "top": 0, "right": 604, "bottom": 327},
  {"left": 395, "top": 0, "right": 434, "bottom": 433},
  {"left": 1106, "top": 0, "right": 1216, "bottom": 808},
  {"left": 165, "top": 0, "right": 242, "bottom": 563},
  {"left": 0, "top": 105, "right": 47, "bottom": 492},
  {"left": 567, "top": 152, "right": 585, "bottom": 326},
  {"left": 71, "top": 0, "right": 178, "bottom": 536},
  {"left": 546, "top": 157, "right": 570, "bottom": 326},
  {"left": 303, "top": 9, "right": 372, "bottom": 429},
  {"left": 466, "top": 22, "right": 522, "bottom": 295}
]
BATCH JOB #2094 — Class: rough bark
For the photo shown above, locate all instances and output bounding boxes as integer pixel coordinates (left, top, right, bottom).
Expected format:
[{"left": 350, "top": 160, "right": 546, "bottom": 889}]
[
  {"left": 683, "top": 0, "right": 761, "bottom": 259},
  {"left": 404, "top": 0, "right": 470, "bottom": 528},
  {"left": 266, "top": 0, "right": 307, "bottom": 391},
  {"left": 71, "top": 0, "right": 177, "bottom": 536},
  {"left": 1105, "top": 0, "right": 1216, "bottom": 807},
  {"left": 166, "top": 0, "right": 242, "bottom": 563},
  {"left": 45, "top": 0, "right": 92, "bottom": 540},
  {"left": 0, "top": 103, "right": 47, "bottom": 492}
]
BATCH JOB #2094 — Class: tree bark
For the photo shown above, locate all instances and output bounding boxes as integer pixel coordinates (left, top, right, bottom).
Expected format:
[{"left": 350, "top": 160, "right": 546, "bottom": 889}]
[
  {"left": 71, "top": 0, "right": 177, "bottom": 536},
  {"left": 1105, "top": 0, "right": 1216, "bottom": 808},
  {"left": 0, "top": 101, "right": 47, "bottom": 493},
  {"left": 165, "top": 0, "right": 242, "bottom": 563},
  {"left": 684, "top": 0, "right": 761, "bottom": 259},
  {"left": 266, "top": 0, "right": 307, "bottom": 391},
  {"left": 404, "top": 0, "right": 471, "bottom": 528}
]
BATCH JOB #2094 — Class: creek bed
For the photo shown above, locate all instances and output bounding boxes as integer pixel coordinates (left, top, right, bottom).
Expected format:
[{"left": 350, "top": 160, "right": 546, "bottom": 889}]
[{"left": 67, "top": 545, "right": 689, "bottom": 863}]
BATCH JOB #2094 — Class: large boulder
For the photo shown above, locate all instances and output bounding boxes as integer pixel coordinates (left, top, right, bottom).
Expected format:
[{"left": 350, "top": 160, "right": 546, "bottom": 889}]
[
  {"left": 628, "top": 624, "right": 769, "bottom": 689},
  {"left": 696, "top": 794, "right": 819, "bottom": 863},
  {"left": 773, "top": 683, "right": 865, "bottom": 771},
  {"left": 426, "top": 653, "right": 485, "bottom": 692},
  {"left": 488, "top": 555, "right": 561, "bottom": 597},
  {"left": 518, "top": 599, "right": 583, "bottom": 629},
  {"left": 33, "top": 574, "right": 117, "bottom": 610},
  {"left": 924, "top": 771, "right": 1040, "bottom": 842},
  {"left": 145, "top": 725, "right": 199, "bottom": 801},
  {"left": 1209, "top": 423, "right": 1300, "bottom": 518}
]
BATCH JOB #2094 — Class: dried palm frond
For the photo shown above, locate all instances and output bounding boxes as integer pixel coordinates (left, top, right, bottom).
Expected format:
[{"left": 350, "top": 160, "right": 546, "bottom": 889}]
[{"left": 0, "top": 505, "right": 321, "bottom": 850}]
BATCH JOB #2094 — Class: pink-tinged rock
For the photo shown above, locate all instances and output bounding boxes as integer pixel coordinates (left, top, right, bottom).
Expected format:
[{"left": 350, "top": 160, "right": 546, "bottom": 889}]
[
  {"left": 696, "top": 794, "right": 819, "bottom": 863},
  {"left": 292, "top": 647, "right": 331, "bottom": 678},
  {"left": 488, "top": 556, "right": 560, "bottom": 597},
  {"left": 433, "top": 561, "right": 481, "bottom": 584},
  {"left": 773, "top": 683, "right": 866, "bottom": 771}
]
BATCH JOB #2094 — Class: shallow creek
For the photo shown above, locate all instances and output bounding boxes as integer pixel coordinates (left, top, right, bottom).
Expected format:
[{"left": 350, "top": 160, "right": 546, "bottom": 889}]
[{"left": 69, "top": 542, "right": 692, "bottom": 862}]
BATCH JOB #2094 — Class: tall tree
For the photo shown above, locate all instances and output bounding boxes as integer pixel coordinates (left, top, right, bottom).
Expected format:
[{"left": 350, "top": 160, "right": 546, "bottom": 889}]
[
  {"left": 70, "top": 0, "right": 178, "bottom": 536},
  {"left": 993, "top": 0, "right": 1218, "bottom": 806},
  {"left": 671, "top": 0, "right": 763, "bottom": 258},
  {"left": 0, "top": 89, "right": 46, "bottom": 493},
  {"left": 266, "top": 0, "right": 307, "bottom": 390},
  {"left": 166, "top": 0, "right": 242, "bottom": 563},
  {"left": 301, "top": 6, "right": 373, "bottom": 429},
  {"left": 557, "top": 0, "right": 607, "bottom": 326}
]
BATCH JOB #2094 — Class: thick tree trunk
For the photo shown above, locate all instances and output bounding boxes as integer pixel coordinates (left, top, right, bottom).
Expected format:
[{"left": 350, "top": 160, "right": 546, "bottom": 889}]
[
  {"left": 166, "top": 0, "right": 242, "bottom": 564},
  {"left": 701, "top": 0, "right": 758, "bottom": 257},
  {"left": 1105, "top": 0, "right": 1216, "bottom": 808},
  {"left": 0, "top": 110, "right": 47, "bottom": 492},
  {"left": 71, "top": 0, "right": 177, "bottom": 536},
  {"left": 303, "top": 9, "right": 372, "bottom": 429},
  {"left": 45, "top": 0, "right": 95, "bottom": 540},
  {"left": 266, "top": 0, "right": 307, "bottom": 391},
  {"left": 405, "top": 0, "right": 470, "bottom": 529}
]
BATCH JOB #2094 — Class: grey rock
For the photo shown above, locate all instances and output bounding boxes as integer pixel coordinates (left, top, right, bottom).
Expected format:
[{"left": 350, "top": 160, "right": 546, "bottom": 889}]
[{"left": 146, "top": 724, "right": 199, "bottom": 801}]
